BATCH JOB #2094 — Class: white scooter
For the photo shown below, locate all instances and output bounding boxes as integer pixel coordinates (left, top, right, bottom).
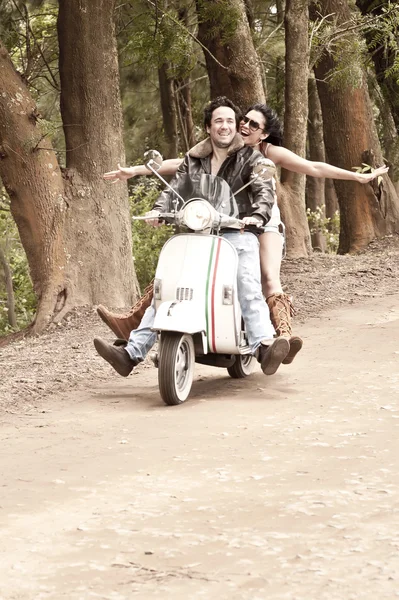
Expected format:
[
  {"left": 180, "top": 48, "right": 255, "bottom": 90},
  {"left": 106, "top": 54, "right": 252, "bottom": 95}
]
[{"left": 134, "top": 151, "right": 275, "bottom": 406}]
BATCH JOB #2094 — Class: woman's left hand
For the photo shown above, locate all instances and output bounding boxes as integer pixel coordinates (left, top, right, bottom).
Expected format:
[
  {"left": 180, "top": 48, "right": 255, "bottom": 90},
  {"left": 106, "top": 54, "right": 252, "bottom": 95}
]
[{"left": 357, "top": 165, "right": 389, "bottom": 183}]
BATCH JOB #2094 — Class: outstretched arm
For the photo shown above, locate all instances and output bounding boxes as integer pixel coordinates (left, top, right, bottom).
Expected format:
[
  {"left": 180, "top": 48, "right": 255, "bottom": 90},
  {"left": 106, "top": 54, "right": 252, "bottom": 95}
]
[
  {"left": 103, "top": 158, "right": 183, "bottom": 182},
  {"left": 267, "top": 145, "right": 389, "bottom": 183}
]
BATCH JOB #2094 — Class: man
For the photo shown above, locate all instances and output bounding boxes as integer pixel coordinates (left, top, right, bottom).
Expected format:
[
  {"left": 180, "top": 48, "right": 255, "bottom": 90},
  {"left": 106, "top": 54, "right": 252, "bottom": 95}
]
[{"left": 94, "top": 97, "right": 290, "bottom": 377}]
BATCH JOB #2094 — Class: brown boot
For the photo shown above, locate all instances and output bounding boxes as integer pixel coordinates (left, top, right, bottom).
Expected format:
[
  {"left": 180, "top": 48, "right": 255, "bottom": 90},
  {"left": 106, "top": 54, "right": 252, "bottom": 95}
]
[
  {"left": 97, "top": 281, "right": 154, "bottom": 341},
  {"left": 266, "top": 293, "right": 303, "bottom": 365}
]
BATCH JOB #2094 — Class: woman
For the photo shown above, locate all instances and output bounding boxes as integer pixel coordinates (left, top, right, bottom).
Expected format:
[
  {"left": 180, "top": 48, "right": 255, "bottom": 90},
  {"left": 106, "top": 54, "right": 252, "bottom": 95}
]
[{"left": 100, "top": 104, "right": 388, "bottom": 364}]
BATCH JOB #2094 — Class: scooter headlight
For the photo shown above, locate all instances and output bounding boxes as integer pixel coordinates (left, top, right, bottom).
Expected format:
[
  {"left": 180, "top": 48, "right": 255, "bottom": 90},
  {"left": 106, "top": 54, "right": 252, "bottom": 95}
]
[{"left": 181, "top": 201, "right": 213, "bottom": 231}]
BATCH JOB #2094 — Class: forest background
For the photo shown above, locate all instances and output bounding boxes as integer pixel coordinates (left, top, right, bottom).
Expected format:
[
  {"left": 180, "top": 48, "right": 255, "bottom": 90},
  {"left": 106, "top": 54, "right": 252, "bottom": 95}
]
[{"left": 0, "top": 0, "right": 399, "bottom": 337}]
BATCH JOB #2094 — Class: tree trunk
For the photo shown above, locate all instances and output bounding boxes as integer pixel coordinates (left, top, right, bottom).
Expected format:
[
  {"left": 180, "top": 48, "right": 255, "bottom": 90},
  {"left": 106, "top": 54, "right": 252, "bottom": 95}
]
[
  {"left": 0, "top": 41, "right": 67, "bottom": 332},
  {"left": 279, "top": 0, "right": 312, "bottom": 258},
  {"left": 306, "top": 74, "right": 327, "bottom": 252},
  {"left": 58, "top": 0, "right": 137, "bottom": 314},
  {"left": 0, "top": 1, "right": 139, "bottom": 336},
  {"left": 0, "top": 244, "right": 17, "bottom": 328},
  {"left": 175, "top": 6, "right": 196, "bottom": 151},
  {"left": 175, "top": 78, "right": 196, "bottom": 152},
  {"left": 158, "top": 64, "right": 179, "bottom": 158},
  {"left": 311, "top": 0, "right": 399, "bottom": 254},
  {"left": 195, "top": 0, "right": 265, "bottom": 110}
]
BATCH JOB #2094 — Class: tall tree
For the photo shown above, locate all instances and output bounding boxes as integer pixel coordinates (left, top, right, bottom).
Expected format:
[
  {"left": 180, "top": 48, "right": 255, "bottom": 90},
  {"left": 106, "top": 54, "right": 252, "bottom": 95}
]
[
  {"left": 0, "top": 39, "right": 67, "bottom": 332},
  {"left": 279, "top": 0, "right": 312, "bottom": 258},
  {"left": 57, "top": 0, "right": 138, "bottom": 314},
  {"left": 306, "top": 74, "right": 327, "bottom": 252},
  {"left": 158, "top": 63, "right": 179, "bottom": 158},
  {"left": 311, "top": 0, "right": 399, "bottom": 253},
  {"left": 195, "top": 0, "right": 265, "bottom": 109},
  {"left": 0, "top": 1, "right": 138, "bottom": 334}
]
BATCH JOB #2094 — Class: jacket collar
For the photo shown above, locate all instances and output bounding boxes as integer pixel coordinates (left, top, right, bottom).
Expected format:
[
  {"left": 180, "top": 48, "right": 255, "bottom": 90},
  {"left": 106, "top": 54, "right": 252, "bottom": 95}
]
[{"left": 188, "top": 133, "right": 245, "bottom": 159}]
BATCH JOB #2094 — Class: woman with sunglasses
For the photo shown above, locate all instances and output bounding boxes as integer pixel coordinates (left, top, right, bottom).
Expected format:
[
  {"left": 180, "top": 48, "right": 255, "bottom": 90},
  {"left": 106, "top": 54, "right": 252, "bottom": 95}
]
[{"left": 101, "top": 104, "right": 388, "bottom": 365}]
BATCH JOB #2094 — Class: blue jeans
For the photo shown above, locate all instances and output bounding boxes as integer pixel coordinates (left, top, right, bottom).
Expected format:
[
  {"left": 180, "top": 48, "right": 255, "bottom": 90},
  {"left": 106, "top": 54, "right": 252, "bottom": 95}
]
[
  {"left": 223, "top": 231, "right": 275, "bottom": 350},
  {"left": 124, "top": 231, "right": 275, "bottom": 361}
]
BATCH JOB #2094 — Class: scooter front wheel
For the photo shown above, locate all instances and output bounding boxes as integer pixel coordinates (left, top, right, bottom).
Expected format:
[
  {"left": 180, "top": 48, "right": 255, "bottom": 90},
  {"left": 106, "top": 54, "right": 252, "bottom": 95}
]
[
  {"left": 227, "top": 354, "right": 255, "bottom": 379},
  {"left": 158, "top": 333, "right": 195, "bottom": 406}
]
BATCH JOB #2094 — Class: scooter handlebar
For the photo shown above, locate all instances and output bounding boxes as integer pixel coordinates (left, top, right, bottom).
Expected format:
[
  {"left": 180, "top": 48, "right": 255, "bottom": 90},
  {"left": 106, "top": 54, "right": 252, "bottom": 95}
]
[
  {"left": 131, "top": 212, "right": 175, "bottom": 221},
  {"left": 132, "top": 212, "right": 262, "bottom": 230}
]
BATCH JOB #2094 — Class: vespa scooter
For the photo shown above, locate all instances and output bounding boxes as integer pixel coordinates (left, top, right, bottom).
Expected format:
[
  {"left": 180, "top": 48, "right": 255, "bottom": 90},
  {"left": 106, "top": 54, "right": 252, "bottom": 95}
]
[{"left": 133, "top": 151, "right": 275, "bottom": 406}]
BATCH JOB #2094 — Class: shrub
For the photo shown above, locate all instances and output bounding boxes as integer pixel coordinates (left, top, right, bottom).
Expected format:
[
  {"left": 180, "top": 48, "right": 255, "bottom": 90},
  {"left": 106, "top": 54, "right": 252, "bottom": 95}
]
[
  {"left": 0, "top": 200, "right": 36, "bottom": 334},
  {"left": 129, "top": 177, "right": 174, "bottom": 291},
  {"left": 306, "top": 205, "right": 340, "bottom": 253}
]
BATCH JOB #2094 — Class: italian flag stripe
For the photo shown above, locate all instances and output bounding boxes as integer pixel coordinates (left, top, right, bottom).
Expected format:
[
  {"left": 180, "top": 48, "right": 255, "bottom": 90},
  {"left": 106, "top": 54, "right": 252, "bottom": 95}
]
[
  {"left": 210, "top": 239, "right": 222, "bottom": 352},
  {"left": 205, "top": 238, "right": 216, "bottom": 349},
  {"left": 205, "top": 237, "right": 222, "bottom": 353}
]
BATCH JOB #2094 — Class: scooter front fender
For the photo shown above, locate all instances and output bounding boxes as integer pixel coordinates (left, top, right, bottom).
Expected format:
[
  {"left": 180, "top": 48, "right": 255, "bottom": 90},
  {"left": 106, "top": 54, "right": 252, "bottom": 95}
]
[{"left": 153, "top": 300, "right": 206, "bottom": 334}]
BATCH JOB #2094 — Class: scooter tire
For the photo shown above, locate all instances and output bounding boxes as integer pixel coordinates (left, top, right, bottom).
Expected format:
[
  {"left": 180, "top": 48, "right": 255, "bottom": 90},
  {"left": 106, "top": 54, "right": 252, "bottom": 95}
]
[
  {"left": 227, "top": 355, "right": 255, "bottom": 379},
  {"left": 158, "top": 332, "right": 195, "bottom": 406}
]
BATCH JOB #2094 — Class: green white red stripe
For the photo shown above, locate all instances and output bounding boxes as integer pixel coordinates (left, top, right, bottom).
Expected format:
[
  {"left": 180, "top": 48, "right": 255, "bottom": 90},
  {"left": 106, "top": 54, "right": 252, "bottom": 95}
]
[{"left": 205, "top": 237, "right": 222, "bottom": 352}]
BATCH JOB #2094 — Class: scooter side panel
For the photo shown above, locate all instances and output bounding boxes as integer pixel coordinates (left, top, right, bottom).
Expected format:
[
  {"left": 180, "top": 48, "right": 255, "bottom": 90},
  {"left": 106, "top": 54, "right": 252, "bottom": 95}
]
[{"left": 154, "top": 234, "right": 241, "bottom": 353}]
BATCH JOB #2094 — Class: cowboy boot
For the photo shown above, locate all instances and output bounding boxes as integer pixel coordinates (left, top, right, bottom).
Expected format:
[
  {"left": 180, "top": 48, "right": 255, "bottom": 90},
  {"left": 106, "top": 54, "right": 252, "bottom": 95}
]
[
  {"left": 97, "top": 280, "right": 154, "bottom": 341},
  {"left": 266, "top": 293, "right": 303, "bottom": 364}
]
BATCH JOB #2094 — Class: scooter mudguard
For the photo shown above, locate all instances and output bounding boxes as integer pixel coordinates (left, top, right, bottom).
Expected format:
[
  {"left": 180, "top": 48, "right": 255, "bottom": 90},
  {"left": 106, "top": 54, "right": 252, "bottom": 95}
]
[
  {"left": 154, "top": 300, "right": 206, "bottom": 333},
  {"left": 154, "top": 233, "right": 241, "bottom": 354}
]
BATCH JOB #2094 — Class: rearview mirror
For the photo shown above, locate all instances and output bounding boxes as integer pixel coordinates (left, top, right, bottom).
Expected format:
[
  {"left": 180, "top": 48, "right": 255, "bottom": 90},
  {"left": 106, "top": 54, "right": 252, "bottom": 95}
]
[{"left": 144, "top": 149, "right": 163, "bottom": 171}]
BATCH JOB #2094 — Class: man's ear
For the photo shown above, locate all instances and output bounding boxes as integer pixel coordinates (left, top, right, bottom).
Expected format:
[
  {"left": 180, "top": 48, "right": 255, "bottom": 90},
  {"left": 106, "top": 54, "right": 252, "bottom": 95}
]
[{"left": 206, "top": 126, "right": 210, "bottom": 135}]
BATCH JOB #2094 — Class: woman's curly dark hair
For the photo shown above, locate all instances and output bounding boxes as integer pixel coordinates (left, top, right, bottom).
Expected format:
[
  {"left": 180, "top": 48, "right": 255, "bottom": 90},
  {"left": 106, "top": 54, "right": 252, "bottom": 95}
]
[{"left": 245, "top": 103, "right": 283, "bottom": 147}]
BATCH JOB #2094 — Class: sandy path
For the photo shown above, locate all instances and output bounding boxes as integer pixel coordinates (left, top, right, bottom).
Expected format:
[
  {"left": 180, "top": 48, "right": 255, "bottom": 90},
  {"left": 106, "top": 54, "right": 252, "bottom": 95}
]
[{"left": 0, "top": 294, "right": 398, "bottom": 599}]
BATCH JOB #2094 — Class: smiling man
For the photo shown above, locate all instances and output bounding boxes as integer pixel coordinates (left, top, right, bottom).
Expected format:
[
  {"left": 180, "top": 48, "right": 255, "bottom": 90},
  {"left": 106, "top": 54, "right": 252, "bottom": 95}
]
[{"left": 94, "top": 97, "right": 290, "bottom": 377}]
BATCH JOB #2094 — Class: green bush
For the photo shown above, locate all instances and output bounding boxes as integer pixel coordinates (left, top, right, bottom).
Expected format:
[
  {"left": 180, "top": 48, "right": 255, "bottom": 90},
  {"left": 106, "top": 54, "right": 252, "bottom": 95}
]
[
  {"left": 306, "top": 205, "right": 340, "bottom": 253},
  {"left": 0, "top": 201, "right": 36, "bottom": 335},
  {"left": 129, "top": 177, "right": 174, "bottom": 291}
]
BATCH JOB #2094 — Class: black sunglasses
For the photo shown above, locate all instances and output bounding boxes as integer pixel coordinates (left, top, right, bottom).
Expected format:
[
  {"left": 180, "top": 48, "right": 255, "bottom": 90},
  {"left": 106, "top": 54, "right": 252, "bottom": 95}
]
[{"left": 241, "top": 115, "right": 264, "bottom": 132}]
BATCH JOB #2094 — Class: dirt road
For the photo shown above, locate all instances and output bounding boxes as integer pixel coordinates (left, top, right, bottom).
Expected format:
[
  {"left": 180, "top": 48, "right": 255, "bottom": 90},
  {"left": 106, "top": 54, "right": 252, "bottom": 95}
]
[{"left": 1, "top": 294, "right": 399, "bottom": 599}]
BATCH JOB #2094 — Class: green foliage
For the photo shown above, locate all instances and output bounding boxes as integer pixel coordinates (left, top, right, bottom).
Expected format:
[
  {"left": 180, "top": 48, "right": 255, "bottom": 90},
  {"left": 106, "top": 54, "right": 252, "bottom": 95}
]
[
  {"left": 115, "top": 1, "right": 206, "bottom": 161},
  {"left": 307, "top": 205, "right": 340, "bottom": 254},
  {"left": 252, "top": 3, "right": 286, "bottom": 115},
  {"left": 1, "top": 1, "right": 63, "bottom": 157},
  {"left": 310, "top": 12, "right": 367, "bottom": 89},
  {"left": 129, "top": 178, "right": 174, "bottom": 291},
  {"left": 118, "top": 1, "right": 195, "bottom": 79},
  {"left": 196, "top": 0, "right": 241, "bottom": 44},
  {"left": 310, "top": 3, "right": 399, "bottom": 91},
  {"left": 0, "top": 193, "right": 36, "bottom": 335},
  {"left": 364, "top": 3, "right": 399, "bottom": 80}
]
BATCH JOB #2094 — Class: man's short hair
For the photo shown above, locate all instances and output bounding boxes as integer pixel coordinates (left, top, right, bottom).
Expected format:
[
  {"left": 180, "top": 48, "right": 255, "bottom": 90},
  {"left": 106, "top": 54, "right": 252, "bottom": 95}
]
[{"left": 203, "top": 96, "right": 242, "bottom": 130}]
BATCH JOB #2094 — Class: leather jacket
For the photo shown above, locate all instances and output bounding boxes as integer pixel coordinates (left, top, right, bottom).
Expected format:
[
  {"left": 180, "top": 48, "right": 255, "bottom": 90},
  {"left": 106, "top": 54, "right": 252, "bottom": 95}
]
[{"left": 153, "top": 134, "right": 277, "bottom": 225}]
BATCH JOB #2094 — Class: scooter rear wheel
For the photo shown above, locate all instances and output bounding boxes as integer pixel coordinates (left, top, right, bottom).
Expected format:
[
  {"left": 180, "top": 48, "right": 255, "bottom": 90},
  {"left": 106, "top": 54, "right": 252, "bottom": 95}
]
[
  {"left": 158, "top": 332, "right": 195, "bottom": 405},
  {"left": 227, "top": 355, "right": 255, "bottom": 379}
]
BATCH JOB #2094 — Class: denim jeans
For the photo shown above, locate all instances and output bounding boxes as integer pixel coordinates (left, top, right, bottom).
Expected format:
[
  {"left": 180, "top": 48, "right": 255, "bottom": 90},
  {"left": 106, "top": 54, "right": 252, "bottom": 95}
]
[
  {"left": 124, "top": 231, "right": 275, "bottom": 361},
  {"left": 222, "top": 231, "right": 275, "bottom": 350},
  {"left": 125, "top": 302, "right": 157, "bottom": 363}
]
